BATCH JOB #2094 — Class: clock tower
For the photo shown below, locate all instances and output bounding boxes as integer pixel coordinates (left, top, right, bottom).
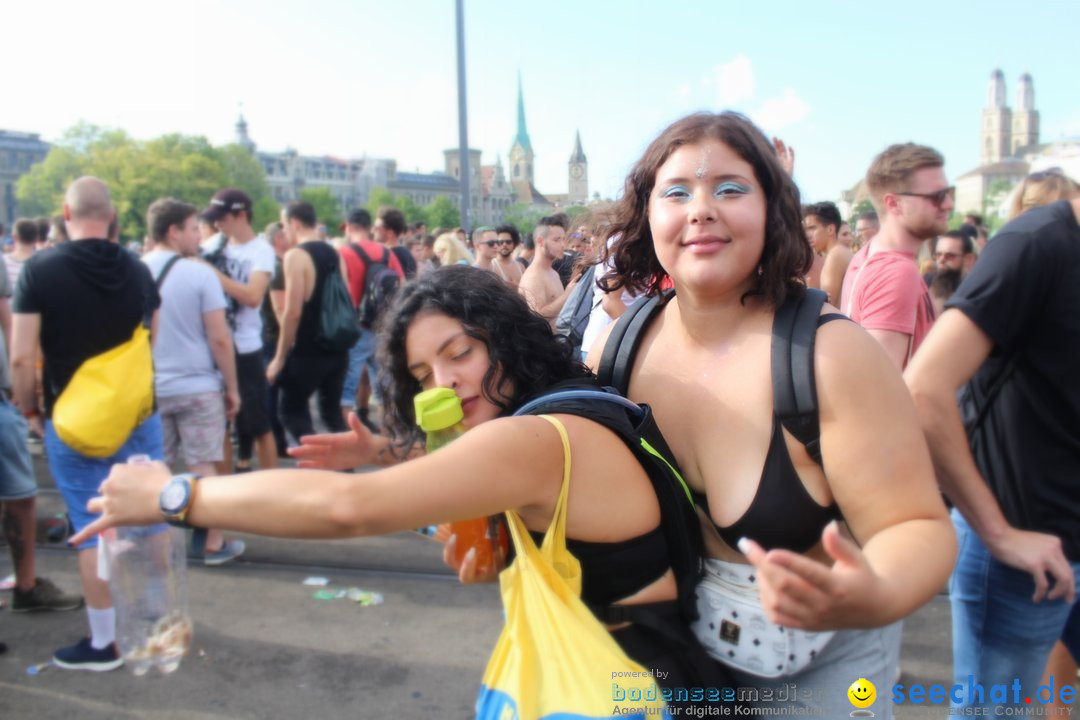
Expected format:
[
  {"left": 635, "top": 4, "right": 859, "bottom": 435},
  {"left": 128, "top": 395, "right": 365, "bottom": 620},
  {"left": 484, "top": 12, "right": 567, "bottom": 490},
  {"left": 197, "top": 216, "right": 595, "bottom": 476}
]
[{"left": 568, "top": 130, "right": 588, "bottom": 205}]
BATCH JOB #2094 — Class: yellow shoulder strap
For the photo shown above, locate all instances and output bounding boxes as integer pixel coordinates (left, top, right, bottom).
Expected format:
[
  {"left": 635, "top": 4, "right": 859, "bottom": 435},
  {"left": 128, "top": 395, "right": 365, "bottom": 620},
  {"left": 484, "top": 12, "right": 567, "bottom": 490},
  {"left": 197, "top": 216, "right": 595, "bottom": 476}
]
[{"left": 535, "top": 414, "right": 572, "bottom": 554}]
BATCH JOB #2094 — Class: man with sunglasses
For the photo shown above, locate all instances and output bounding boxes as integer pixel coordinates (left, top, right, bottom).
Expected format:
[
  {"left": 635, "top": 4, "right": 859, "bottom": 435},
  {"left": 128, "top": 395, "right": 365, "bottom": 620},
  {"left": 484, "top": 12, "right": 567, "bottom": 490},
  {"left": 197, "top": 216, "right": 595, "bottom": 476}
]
[
  {"left": 470, "top": 226, "right": 501, "bottom": 274},
  {"left": 493, "top": 224, "right": 524, "bottom": 288},
  {"left": 841, "top": 143, "right": 952, "bottom": 370},
  {"left": 933, "top": 230, "right": 976, "bottom": 276}
]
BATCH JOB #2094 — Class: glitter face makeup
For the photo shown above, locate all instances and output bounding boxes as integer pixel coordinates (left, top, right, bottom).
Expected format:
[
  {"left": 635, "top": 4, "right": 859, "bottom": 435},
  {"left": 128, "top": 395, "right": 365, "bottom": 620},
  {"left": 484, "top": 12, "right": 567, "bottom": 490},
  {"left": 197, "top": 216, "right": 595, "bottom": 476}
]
[{"left": 695, "top": 147, "right": 710, "bottom": 179}]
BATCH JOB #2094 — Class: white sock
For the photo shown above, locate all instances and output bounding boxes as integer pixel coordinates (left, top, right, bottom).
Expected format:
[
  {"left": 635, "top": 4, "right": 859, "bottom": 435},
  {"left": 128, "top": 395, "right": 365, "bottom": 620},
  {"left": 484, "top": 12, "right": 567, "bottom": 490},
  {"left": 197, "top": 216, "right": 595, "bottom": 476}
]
[{"left": 87, "top": 607, "right": 116, "bottom": 650}]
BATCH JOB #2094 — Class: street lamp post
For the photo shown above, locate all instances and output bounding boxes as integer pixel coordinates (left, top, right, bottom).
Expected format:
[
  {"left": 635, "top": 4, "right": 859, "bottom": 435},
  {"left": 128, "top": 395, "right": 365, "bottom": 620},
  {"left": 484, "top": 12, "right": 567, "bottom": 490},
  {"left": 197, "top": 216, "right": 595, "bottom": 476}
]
[{"left": 455, "top": 0, "right": 471, "bottom": 231}]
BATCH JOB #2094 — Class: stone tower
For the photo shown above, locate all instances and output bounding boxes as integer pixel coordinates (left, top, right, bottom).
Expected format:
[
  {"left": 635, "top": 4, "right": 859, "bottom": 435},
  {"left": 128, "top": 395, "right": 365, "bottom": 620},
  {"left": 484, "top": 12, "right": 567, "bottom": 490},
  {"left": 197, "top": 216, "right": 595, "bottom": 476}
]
[
  {"left": 509, "top": 73, "right": 535, "bottom": 201},
  {"left": 1011, "top": 73, "right": 1039, "bottom": 156},
  {"left": 981, "top": 69, "right": 1011, "bottom": 165},
  {"left": 235, "top": 112, "right": 255, "bottom": 153},
  {"left": 568, "top": 130, "right": 588, "bottom": 205}
]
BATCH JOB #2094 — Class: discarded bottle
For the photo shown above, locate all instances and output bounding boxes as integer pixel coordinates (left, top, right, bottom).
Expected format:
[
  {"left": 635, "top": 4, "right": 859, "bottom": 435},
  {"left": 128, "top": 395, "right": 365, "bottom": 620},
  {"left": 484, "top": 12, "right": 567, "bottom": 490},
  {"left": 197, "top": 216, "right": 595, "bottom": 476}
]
[
  {"left": 99, "top": 455, "right": 192, "bottom": 676},
  {"left": 414, "top": 388, "right": 508, "bottom": 577}
]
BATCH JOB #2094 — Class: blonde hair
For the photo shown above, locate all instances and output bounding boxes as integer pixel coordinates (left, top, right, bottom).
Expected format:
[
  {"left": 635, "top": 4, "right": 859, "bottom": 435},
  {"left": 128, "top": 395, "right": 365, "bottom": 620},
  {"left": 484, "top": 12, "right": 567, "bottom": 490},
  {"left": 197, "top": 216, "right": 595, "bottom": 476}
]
[
  {"left": 433, "top": 232, "right": 472, "bottom": 265},
  {"left": 1008, "top": 169, "right": 1080, "bottom": 220}
]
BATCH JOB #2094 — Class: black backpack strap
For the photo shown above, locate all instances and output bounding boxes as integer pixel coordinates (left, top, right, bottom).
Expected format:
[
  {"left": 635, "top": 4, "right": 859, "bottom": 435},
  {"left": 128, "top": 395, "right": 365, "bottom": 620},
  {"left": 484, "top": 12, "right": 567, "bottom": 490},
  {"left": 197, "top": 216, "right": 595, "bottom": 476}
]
[
  {"left": 513, "top": 384, "right": 704, "bottom": 623},
  {"left": 596, "top": 290, "right": 673, "bottom": 394},
  {"left": 154, "top": 254, "right": 183, "bottom": 290},
  {"left": 771, "top": 288, "right": 827, "bottom": 466},
  {"left": 349, "top": 241, "right": 373, "bottom": 266}
]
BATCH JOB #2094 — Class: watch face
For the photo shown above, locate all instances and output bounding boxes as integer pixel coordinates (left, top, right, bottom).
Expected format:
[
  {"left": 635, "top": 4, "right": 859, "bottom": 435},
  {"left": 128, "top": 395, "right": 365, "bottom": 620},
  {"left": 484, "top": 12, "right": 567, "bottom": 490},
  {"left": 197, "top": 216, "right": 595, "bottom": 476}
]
[
  {"left": 570, "top": 165, "right": 583, "bottom": 179},
  {"left": 161, "top": 481, "right": 188, "bottom": 512}
]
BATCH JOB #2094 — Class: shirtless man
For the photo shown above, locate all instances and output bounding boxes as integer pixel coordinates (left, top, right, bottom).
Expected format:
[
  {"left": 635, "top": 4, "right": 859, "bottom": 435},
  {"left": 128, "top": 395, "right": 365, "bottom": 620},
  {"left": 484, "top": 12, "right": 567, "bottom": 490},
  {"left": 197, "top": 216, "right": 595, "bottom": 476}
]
[
  {"left": 803, "top": 201, "right": 853, "bottom": 305},
  {"left": 518, "top": 216, "right": 577, "bottom": 328},
  {"left": 493, "top": 224, "right": 524, "bottom": 288},
  {"left": 470, "top": 227, "right": 500, "bottom": 274}
]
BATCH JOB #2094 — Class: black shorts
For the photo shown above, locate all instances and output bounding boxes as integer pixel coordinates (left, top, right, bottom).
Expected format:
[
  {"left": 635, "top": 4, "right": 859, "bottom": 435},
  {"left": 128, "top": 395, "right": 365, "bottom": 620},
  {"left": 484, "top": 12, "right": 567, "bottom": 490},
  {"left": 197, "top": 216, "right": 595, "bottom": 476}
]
[{"left": 235, "top": 349, "right": 271, "bottom": 437}]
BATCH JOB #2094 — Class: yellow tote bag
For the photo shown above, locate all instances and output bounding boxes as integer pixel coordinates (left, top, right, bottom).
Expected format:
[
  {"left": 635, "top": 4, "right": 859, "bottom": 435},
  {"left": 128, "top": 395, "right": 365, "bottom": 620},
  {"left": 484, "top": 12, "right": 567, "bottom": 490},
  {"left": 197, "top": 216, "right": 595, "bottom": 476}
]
[
  {"left": 475, "top": 415, "right": 670, "bottom": 720},
  {"left": 52, "top": 324, "right": 154, "bottom": 458}
]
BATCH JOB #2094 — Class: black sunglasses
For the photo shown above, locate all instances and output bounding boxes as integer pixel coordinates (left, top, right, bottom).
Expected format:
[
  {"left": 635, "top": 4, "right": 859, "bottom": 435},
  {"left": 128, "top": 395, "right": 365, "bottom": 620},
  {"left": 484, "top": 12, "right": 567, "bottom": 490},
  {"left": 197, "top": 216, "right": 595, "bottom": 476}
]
[
  {"left": 477, "top": 240, "right": 500, "bottom": 247},
  {"left": 894, "top": 186, "right": 955, "bottom": 207},
  {"left": 1028, "top": 167, "right": 1064, "bottom": 183},
  {"left": 495, "top": 239, "right": 515, "bottom": 246}
]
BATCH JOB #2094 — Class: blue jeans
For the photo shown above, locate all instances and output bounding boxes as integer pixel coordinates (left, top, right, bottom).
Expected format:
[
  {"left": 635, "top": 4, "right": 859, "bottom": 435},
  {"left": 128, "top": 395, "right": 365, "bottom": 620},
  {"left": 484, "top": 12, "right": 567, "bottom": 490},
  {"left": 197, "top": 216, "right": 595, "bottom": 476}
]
[
  {"left": 44, "top": 414, "right": 164, "bottom": 550},
  {"left": 949, "top": 510, "right": 1079, "bottom": 709},
  {"left": 341, "top": 326, "right": 379, "bottom": 407}
]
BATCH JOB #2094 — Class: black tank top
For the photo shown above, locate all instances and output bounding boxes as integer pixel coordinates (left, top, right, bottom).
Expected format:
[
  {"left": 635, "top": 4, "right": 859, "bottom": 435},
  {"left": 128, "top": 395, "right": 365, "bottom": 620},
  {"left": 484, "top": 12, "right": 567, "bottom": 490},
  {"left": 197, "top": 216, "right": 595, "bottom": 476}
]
[{"left": 293, "top": 242, "right": 341, "bottom": 355}]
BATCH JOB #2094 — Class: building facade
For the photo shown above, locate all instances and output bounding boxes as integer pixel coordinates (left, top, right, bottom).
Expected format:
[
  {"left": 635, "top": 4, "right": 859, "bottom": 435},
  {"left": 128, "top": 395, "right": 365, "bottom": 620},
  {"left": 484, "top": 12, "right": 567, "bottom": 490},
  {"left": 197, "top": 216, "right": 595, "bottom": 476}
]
[
  {"left": 0, "top": 131, "right": 51, "bottom": 228},
  {"left": 239, "top": 74, "right": 589, "bottom": 229}
]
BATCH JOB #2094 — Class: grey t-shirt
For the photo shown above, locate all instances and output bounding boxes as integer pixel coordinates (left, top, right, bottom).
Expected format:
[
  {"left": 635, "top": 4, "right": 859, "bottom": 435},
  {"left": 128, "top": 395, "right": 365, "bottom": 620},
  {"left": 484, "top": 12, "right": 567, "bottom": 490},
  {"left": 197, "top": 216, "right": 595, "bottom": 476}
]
[{"left": 142, "top": 250, "right": 228, "bottom": 398}]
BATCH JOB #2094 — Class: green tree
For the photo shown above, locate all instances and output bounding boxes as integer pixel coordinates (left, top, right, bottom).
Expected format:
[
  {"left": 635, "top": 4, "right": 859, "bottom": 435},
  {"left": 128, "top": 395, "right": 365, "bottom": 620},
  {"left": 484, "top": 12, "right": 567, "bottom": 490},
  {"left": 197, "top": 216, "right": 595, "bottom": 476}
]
[
  {"left": 849, "top": 198, "right": 875, "bottom": 220},
  {"left": 252, "top": 197, "right": 281, "bottom": 234},
  {"left": 421, "top": 196, "right": 460, "bottom": 230},
  {"left": 16, "top": 124, "right": 272, "bottom": 240},
  {"left": 299, "top": 187, "right": 343, "bottom": 233},
  {"left": 502, "top": 203, "right": 547, "bottom": 238},
  {"left": 366, "top": 187, "right": 397, "bottom": 218}
]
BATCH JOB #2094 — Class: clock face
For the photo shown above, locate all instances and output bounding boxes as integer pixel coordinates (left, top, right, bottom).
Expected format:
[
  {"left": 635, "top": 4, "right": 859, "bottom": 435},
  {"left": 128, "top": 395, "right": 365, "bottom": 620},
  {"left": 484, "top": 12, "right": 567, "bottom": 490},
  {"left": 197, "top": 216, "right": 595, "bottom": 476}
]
[{"left": 570, "top": 165, "right": 583, "bottom": 180}]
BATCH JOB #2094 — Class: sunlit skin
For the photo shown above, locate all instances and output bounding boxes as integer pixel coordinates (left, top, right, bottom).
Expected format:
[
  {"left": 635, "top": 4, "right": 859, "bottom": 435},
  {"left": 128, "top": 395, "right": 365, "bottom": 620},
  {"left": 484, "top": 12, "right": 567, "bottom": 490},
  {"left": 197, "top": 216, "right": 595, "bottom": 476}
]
[
  {"left": 648, "top": 140, "right": 766, "bottom": 300},
  {"left": 838, "top": 223, "right": 853, "bottom": 248},
  {"left": 891, "top": 167, "right": 954, "bottom": 240},
  {"left": 803, "top": 214, "right": 834, "bottom": 255}
]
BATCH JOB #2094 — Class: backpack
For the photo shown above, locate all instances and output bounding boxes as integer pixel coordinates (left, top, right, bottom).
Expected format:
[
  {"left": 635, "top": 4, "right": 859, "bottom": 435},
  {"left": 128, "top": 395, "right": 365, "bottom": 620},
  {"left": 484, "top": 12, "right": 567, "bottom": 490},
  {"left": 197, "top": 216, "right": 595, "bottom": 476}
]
[
  {"left": 554, "top": 263, "right": 599, "bottom": 353},
  {"left": 304, "top": 244, "right": 361, "bottom": 352},
  {"left": 512, "top": 379, "right": 704, "bottom": 624},
  {"left": 349, "top": 243, "right": 401, "bottom": 328},
  {"left": 597, "top": 287, "right": 829, "bottom": 466},
  {"left": 200, "top": 234, "right": 238, "bottom": 331}
]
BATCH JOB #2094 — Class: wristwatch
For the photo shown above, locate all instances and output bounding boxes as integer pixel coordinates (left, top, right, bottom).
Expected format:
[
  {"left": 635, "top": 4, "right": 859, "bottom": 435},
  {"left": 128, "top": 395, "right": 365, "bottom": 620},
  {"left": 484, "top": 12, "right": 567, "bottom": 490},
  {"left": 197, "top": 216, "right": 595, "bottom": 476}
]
[{"left": 159, "top": 473, "right": 200, "bottom": 527}]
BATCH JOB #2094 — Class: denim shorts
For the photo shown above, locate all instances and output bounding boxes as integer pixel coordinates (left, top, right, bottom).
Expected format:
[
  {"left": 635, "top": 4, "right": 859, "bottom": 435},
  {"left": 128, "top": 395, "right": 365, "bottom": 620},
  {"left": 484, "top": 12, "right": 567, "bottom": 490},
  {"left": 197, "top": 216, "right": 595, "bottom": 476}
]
[
  {"left": 0, "top": 398, "right": 36, "bottom": 501},
  {"left": 44, "top": 413, "right": 164, "bottom": 550}
]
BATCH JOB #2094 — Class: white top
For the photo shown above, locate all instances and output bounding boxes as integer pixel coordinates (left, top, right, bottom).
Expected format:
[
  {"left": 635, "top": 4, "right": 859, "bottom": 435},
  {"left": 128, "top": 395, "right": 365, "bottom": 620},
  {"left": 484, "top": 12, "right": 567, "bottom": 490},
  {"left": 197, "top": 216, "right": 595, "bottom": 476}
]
[
  {"left": 201, "top": 234, "right": 275, "bottom": 354},
  {"left": 143, "top": 250, "right": 228, "bottom": 398}
]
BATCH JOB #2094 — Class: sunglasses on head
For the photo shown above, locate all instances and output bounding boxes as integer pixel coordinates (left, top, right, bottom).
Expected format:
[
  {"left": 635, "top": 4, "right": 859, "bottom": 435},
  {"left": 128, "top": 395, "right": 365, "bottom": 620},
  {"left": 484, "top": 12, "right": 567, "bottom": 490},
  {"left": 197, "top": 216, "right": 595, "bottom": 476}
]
[
  {"left": 1027, "top": 167, "right": 1064, "bottom": 183},
  {"left": 894, "top": 186, "right": 955, "bottom": 207}
]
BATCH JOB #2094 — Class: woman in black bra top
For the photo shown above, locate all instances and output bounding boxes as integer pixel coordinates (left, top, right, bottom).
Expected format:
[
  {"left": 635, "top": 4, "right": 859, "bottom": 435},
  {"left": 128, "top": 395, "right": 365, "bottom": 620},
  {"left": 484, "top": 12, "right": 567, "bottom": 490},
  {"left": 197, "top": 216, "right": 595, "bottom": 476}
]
[{"left": 587, "top": 112, "right": 956, "bottom": 716}]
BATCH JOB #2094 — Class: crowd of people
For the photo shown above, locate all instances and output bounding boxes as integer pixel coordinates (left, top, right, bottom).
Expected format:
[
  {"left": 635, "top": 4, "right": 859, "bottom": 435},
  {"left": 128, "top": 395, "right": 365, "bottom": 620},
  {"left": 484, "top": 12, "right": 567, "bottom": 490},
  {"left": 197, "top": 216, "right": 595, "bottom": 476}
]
[{"left": 2, "top": 110, "right": 1079, "bottom": 718}]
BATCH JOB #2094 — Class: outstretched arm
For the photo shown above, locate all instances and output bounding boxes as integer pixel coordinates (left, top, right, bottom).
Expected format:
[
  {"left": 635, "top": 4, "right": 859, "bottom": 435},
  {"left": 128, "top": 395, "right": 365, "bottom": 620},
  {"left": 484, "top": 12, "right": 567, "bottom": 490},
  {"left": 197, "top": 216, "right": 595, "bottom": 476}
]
[{"left": 71, "top": 415, "right": 564, "bottom": 545}]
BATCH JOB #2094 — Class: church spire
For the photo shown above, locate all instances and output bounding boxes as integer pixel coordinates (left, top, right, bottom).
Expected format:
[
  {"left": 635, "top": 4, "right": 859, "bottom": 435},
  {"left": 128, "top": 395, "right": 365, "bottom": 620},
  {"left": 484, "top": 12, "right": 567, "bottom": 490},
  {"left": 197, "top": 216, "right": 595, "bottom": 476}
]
[
  {"left": 514, "top": 72, "right": 532, "bottom": 152},
  {"left": 569, "top": 130, "right": 586, "bottom": 164}
]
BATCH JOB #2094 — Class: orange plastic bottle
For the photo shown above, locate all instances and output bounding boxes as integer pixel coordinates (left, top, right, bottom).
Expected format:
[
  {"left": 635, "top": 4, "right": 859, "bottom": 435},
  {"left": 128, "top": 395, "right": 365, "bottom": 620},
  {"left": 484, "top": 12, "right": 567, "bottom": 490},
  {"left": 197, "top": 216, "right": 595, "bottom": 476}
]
[{"left": 414, "top": 388, "right": 508, "bottom": 576}]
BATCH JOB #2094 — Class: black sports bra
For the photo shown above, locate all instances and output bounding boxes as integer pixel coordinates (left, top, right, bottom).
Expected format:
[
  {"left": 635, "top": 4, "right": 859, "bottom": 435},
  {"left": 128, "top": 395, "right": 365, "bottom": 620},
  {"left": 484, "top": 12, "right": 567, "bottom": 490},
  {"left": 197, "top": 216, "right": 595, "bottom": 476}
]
[
  {"left": 525, "top": 525, "right": 669, "bottom": 609},
  {"left": 692, "top": 313, "right": 846, "bottom": 553},
  {"left": 693, "top": 415, "right": 841, "bottom": 553}
]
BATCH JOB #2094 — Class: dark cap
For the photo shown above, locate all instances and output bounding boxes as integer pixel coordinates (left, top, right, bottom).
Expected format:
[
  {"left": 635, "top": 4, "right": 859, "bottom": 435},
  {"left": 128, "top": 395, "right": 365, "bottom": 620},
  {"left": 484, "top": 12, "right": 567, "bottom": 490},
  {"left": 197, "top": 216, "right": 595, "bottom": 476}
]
[{"left": 203, "top": 188, "right": 253, "bottom": 222}]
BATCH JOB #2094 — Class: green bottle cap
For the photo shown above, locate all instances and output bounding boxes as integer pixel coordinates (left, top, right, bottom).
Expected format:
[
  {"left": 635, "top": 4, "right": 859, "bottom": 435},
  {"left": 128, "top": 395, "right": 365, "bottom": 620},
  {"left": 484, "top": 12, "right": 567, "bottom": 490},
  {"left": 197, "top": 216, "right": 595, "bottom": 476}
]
[{"left": 414, "top": 387, "right": 464, "bottom": 432}]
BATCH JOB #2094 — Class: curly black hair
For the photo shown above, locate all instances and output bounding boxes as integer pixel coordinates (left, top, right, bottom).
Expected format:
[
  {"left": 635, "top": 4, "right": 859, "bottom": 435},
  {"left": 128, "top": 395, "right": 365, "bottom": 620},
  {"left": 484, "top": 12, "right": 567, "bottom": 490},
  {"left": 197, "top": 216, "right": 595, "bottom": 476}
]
[
  {"left": 375, "top": 265, "right": 591, "bottom": 453},
  {"left": 600, "top": 111, "right": 811, "bottom": 307}
]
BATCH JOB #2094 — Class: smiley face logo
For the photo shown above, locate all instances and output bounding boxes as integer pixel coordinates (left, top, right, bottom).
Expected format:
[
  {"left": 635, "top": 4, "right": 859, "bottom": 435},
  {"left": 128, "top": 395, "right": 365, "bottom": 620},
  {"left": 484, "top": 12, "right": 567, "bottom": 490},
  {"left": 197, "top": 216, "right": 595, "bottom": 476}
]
[{"left": 848, "top": 678, "right": 876, "bottom": 709}]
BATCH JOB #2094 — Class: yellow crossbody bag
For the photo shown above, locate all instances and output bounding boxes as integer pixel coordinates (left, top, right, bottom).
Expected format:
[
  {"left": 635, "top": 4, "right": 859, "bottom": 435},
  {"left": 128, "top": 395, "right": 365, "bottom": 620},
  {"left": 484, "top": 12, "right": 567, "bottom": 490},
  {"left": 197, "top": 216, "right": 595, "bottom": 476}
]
[{"left": 52, "top": 323, "right": 154, "bottom": 458}]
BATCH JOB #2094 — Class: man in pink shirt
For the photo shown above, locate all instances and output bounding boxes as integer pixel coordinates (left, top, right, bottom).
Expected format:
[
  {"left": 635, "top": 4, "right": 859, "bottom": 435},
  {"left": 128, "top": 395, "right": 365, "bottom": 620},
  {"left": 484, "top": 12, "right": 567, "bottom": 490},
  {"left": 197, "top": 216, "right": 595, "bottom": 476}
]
[{"left": 841, "top": 143, "right": 953, "bottom": 369}]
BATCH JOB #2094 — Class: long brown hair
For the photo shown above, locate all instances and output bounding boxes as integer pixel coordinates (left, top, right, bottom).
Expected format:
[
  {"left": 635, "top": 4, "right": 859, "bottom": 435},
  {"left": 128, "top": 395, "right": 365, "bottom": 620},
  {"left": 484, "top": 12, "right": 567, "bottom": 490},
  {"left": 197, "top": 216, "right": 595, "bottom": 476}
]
[{"left": 601, "top": 112, "right": 810, "bottom": 306}]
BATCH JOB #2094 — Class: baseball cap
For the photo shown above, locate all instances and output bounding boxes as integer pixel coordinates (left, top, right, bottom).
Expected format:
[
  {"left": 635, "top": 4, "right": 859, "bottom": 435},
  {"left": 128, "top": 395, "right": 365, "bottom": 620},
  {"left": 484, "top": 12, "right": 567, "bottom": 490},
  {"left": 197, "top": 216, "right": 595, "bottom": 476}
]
[{"left": 203, "top": 188, "right": 253, "bottom": 222}]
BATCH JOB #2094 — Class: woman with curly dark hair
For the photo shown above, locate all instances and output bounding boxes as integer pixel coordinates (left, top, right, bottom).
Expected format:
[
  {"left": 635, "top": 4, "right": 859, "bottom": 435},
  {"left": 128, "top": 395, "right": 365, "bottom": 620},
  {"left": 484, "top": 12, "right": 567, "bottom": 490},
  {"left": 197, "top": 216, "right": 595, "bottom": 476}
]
[
  {"left": 71, "top": 264, "right": 731, "bottom": 707},
  {"left": 588, "top": 112, "right": 955, "bottom": 717}
]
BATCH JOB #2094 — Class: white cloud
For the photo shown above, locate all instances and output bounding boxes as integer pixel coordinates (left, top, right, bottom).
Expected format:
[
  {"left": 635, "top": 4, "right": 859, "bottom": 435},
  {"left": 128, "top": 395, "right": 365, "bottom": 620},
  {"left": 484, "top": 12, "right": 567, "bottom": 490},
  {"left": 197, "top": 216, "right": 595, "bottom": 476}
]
[
  {"left": 703, "top": 54, "right": 756, "bottom": 107},
  {"left": 752, "top": 89, "right": 811, "bottom": 132}
]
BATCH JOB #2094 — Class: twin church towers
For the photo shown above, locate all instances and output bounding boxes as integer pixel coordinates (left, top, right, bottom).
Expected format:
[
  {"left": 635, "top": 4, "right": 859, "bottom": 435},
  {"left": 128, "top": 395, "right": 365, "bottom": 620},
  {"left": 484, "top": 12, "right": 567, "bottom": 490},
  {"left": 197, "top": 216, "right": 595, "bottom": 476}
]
[{"left": 981, "top": 70, "right": 1040, "bottom": 165}]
